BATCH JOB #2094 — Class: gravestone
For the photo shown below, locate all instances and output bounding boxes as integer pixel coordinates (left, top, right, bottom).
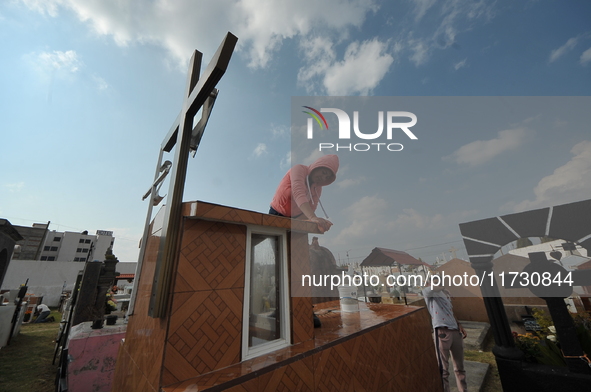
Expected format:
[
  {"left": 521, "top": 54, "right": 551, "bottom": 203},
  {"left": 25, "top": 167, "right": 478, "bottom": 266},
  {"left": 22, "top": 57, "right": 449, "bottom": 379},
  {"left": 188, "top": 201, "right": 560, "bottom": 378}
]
[{"left": 71, "top": 251, "right": 119, "bottom": 327}]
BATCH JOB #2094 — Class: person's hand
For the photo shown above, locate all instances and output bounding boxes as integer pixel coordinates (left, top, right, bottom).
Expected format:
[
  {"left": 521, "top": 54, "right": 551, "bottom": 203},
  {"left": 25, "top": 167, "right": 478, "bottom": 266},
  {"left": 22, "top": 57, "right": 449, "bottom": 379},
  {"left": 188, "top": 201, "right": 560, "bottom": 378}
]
[
  {"left": 310, "top": 217, "right": 333, "bottom": 233},
  {"left": 459, "top": 324, "right": 467, "bottom": 339}
]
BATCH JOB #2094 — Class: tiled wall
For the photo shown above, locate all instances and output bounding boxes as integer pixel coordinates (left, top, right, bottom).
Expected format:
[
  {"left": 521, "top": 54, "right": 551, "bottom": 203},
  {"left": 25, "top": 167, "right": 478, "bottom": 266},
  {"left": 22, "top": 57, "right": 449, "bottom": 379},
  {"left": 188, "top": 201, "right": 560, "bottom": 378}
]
[
  {"left": 288, "top": 232, "right": 315, "bottom": 344},
  {"left": 112, "top": 228, "right": 167, "bottom": 392},
  {"left": 162, "top": 219, "right": 247, "bottom": 385}
]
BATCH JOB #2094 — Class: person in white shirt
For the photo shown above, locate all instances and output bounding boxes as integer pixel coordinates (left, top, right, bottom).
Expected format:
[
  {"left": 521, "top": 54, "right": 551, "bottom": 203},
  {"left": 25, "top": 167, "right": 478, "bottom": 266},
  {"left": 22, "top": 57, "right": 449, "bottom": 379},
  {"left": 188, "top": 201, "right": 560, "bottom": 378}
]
[
  {"left": 34, "top": 304, "right": 52, "bottom": 323},
  {"left": 422, "top": 278, "right": 468, "bottom": 392}
]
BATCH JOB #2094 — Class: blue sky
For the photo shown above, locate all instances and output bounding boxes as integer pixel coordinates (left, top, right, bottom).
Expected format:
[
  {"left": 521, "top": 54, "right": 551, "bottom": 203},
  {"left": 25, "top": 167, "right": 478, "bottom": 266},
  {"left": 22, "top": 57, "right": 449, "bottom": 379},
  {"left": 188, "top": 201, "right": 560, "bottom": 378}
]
[{"left": 1, "top": 0, "right": 590, "bottom": 264}]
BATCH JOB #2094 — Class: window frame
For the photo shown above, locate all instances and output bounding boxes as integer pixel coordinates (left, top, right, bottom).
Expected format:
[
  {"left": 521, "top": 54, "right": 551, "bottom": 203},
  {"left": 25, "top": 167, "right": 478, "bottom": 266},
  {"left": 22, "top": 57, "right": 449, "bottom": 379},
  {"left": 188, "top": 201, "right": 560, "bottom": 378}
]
[{"left": 241, "top": 225, "right": 291, "bottom": 360}]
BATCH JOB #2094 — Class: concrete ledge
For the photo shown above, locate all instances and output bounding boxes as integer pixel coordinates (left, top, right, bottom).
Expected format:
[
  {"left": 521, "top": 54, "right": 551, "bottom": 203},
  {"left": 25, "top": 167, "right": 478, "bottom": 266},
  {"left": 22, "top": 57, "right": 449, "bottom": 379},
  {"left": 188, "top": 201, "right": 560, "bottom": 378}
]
[{"left": 449, "top": 360, "right": 490, "bottom": 392}]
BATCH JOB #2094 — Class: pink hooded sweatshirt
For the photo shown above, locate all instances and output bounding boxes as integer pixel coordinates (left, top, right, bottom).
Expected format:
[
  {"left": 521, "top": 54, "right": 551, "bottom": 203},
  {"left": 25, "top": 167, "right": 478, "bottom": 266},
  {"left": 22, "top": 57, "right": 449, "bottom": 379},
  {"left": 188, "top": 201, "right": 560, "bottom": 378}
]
[{"left": 270, "top": 154, "right": 339, "bottom": 218}]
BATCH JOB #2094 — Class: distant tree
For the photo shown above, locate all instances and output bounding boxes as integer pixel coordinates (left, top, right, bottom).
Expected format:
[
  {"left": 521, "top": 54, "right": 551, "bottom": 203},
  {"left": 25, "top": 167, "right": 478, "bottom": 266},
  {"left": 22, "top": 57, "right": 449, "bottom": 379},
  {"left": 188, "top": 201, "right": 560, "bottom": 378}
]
[{"left": 516, "top": 238, "right": 533, "bottom": 248}]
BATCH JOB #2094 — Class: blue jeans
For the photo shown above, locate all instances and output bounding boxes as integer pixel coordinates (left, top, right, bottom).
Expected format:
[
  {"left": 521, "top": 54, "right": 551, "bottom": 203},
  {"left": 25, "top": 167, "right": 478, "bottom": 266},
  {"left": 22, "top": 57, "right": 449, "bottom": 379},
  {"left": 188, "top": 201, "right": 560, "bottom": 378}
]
[
  {"left": 269, "top": 206, "right": 284, "bottom": 216},
  {"left": 35, "top": 311, "right": 51, "bottom": 323}
]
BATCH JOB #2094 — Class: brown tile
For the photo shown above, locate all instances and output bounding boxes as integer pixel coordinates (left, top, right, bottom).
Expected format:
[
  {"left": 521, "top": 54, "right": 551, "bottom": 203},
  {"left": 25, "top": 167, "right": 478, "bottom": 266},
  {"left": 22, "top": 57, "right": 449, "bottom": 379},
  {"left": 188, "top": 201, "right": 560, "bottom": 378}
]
[
  {"left": 313, "top": 347, "right": 354, "bottom": 391},
  {"left": 169, "top": 291, "right": 211, "bottom": 332},
  {"left": 222, "top": 378, "right": 259, "bottom": 392},
  {"left": 261, "top": 214, "right": 292, "bottom": 229},
  {"left": 164, "top": 289, "right": 243, "bottom": 381},
  {"left": 176, "top": 220, "right": 246, "bottom": 291},
  {"left": 258, "top": 355, "right": 315, "bottom": 392},
  {"left": 193, "top": 202, "right": 263, "bottom": 226},
  {"left": 291, "top": 296, "right": 314, "bottom": 343},
  {"left": 289, "top": 233, "right": 314, "bottom": 299},
  {"left": 111, "top": 347, "right": 131, "bottom": 392}
]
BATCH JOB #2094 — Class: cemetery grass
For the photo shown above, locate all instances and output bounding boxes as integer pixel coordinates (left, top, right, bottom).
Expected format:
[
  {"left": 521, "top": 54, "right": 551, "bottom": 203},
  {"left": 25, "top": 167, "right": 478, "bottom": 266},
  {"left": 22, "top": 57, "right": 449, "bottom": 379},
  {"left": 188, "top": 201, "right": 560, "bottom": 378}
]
[{"left": 0, "top": 309, "right": 61, "bottom": 392}]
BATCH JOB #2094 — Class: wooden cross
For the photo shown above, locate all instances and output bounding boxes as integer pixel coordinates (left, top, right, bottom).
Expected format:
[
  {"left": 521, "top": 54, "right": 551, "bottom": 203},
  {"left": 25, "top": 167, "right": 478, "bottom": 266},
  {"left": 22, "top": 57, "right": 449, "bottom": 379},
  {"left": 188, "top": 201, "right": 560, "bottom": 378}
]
[{"left": 129, "top": 32, "right": 237, "bottom": 318}]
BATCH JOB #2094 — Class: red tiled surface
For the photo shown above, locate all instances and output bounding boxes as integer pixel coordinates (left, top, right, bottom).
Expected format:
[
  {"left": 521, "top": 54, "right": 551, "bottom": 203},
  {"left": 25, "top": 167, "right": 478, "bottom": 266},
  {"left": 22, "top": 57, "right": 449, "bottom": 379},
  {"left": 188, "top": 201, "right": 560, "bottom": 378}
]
[
  {"left": 175, "top": 219, "right": 246, "bottom": 292},
  {"left": 258, "top": 355, "right": 315, "bottom": 391},
  {"left": 163, "top": 288, "right": 244, "bottom": 384},
  {"left": 162, "top": 303, "right": 440, "bottom": 392},
  {"left": 191, "top": 202, "right": 262, "bottom": 226},
  {"left": 291, "top": 296, "right": 314, "bottom": 344},
  {"left": 112, "top": 231, "right": 167, "bottom": 392},
  {"left": 161, "top": 217, "right": 247, "bottom": 385},
  {"left": 112, "top": 342, "right": 158, "bottom": 392},
  {"left": 289, "top": 232, "right": 314, "bottom": 343},
  {"left": 262, "top": 213, "right": 292, "bottom": 229},
  {"left": 289, "top": 232, "right": 313, "bottom": 299}
]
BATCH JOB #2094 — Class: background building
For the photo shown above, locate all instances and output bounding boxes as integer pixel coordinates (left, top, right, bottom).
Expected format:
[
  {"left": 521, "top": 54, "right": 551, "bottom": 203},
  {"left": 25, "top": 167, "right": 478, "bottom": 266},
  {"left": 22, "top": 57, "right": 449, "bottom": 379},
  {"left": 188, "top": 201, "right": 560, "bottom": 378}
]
[
  {"left": 11, "top": 222, "right": 49, "bottom": 260},
  {"left": 13, "top": 224, "right": 115, "bottom": 262}
]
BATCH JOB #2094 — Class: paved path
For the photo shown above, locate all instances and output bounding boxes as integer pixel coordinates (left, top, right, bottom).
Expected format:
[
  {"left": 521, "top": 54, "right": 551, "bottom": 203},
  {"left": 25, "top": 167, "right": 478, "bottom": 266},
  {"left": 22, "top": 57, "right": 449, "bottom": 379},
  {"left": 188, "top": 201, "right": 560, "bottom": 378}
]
[{"left": 447, "top": 321, "right": 492, "bottom": 392}]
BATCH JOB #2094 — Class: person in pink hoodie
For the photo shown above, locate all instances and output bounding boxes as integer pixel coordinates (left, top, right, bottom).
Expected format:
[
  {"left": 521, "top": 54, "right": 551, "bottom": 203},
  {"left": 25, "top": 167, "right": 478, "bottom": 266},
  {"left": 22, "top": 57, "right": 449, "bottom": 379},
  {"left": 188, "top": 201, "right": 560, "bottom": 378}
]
[{"left": 269, "top": 154, "right": 339, "bottom": 233}]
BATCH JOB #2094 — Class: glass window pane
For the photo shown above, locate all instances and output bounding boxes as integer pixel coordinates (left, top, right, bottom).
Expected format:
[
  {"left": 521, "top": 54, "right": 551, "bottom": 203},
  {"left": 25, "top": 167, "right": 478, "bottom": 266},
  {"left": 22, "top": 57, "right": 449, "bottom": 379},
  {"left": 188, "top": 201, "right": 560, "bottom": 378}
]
[{"left": 248, "top": 234, "right": 280, "bottom": 348}]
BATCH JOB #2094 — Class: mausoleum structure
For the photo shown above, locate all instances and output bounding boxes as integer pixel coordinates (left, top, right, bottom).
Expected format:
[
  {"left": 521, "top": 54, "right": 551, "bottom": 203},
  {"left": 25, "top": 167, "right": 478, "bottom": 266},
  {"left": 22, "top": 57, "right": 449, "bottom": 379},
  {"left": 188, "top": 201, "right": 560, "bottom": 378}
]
[{"left": 112, "top": 201, "right": 441, "bottom": 391}]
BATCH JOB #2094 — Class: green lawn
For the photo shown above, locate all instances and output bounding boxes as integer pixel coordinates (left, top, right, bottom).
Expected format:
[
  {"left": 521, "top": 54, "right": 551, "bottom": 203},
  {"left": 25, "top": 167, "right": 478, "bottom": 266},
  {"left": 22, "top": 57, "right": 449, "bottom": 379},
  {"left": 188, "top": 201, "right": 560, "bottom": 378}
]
[{"left": 0, "top": 310, "right": 61, "bottom": 392}]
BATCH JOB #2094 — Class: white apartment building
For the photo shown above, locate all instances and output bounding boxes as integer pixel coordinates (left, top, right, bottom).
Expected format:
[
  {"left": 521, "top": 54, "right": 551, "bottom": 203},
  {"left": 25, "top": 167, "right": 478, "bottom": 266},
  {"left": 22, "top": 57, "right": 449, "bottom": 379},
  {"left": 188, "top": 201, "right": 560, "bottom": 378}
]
[{"left": 39, "top": 229, "right": 115, "bottom": 262}]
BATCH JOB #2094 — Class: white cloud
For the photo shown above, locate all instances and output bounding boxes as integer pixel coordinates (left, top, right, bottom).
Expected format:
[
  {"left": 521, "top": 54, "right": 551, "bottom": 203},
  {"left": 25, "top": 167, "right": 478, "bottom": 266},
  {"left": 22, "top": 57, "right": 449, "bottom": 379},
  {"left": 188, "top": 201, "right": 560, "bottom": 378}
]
[
  {"left": 385, "top": 208, "right": 444, "bottom": 231},
  {"left": 549, "top": 37, "right": 578, "bottom": 62},
  {"left": 330, "top": 196, "right": 389, "bottom": 244},
  {"left": 270, "top": 124, "right": 288, "bottom": 138},
  {"left": 337, "top": 177, "right": 366, "bottom": 189},
  {"left": 409, "top": 39, "right": 430, "bottom": 66},
  {"left": 252, "top": 143, "right": 267, "bottom": 157},
  {"left": 280, "top": 151, "right": 291, "bottom": 171},
  {"left": 328, "top": 198, "right": 446, "bottom": 249},
  {"left": 410, "top": 0, "right": 437, "bottom": 21},
  {"left": 404, "top": 0, "right": 495, "bottom": 67},
  {"left": 92, "top": 75, "right": 109, "bottom": 90},
  {"left": 511, "top": 141, "right": 591, "bottom": 212},
  {"left": 21, "top": 0, "right": 377, "bottom": 69},
  {"left": 297, "top": 36, "right": 337, "bottom": 93},
  {"left": 298, "top": 38, "right": 393, "bottom": 95},
  {"left": 580, "top": 47, "right": 591, "bottom": 65},
  {"left": 20, "top": 0, "right": 61, "bottom": 17},
  {"left": 302, "top": 150, "right": 326, "bottom": 165},
  {"left": 324, "top": 39, "right": 393, "bottom": 95},
  {"left": 36, "top": 50, "right": 81, "bottom": 73},
  {"left": 454, "top": 58, "right": 467, "bottom": 70},
  {"left": 6, "top": 182, "right": 25, "bottom": 193},
  {"left": 446, "top": 128, "right": 528, "bottom": 166}
]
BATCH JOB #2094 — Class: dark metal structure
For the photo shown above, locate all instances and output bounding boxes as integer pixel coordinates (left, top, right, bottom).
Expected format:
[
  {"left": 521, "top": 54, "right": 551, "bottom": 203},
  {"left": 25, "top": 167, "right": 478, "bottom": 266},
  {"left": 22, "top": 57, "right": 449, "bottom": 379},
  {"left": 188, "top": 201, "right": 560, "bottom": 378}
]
[{"left": 459, "top": 198, "right": 591, "bottom": 391}]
